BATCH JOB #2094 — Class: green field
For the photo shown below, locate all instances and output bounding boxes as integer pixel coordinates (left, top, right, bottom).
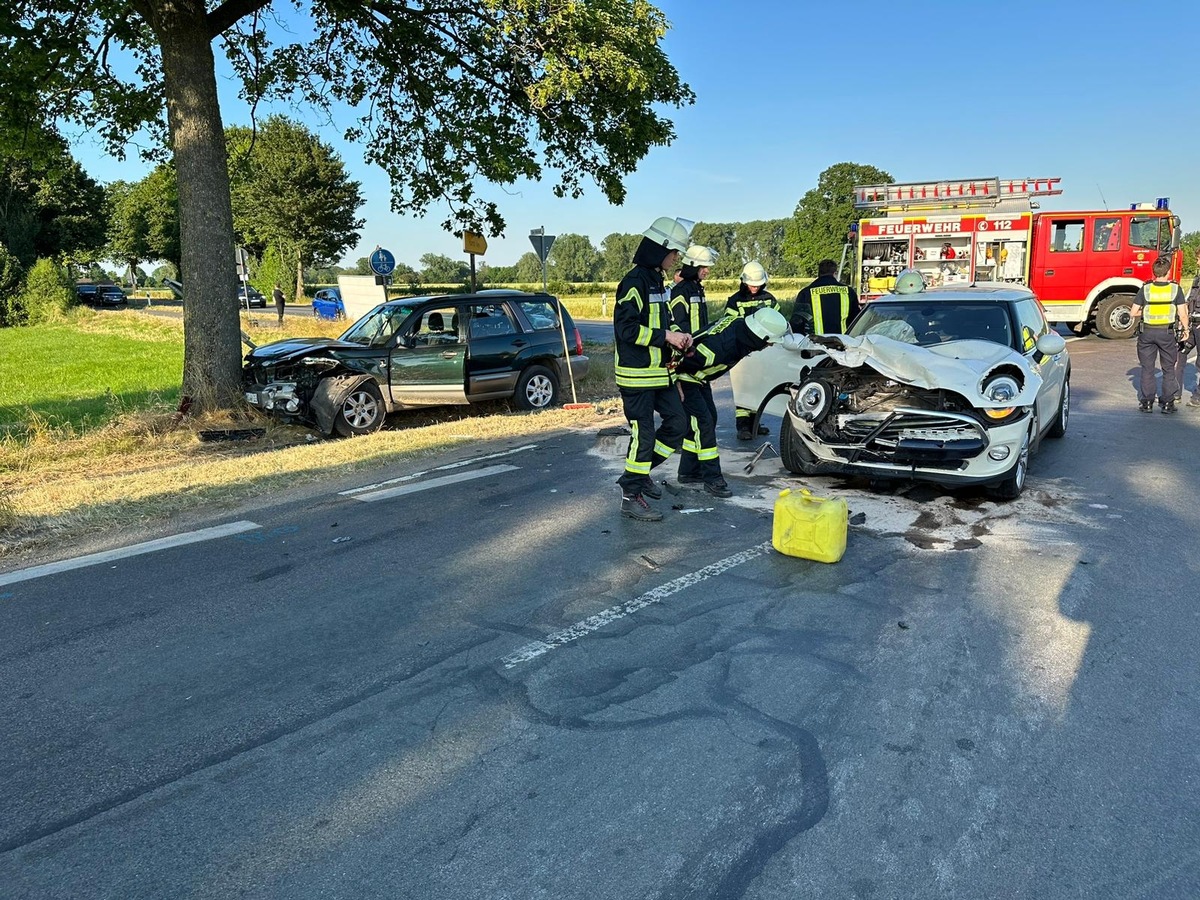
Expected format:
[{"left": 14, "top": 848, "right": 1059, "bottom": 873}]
[{"left": 0, "top": 316, "right": 184, "bottom": 435}]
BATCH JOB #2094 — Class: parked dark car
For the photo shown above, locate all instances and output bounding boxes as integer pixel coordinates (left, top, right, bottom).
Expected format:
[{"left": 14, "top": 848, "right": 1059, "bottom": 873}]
[
  {"left": 242, "top": 290, "right": 590, "bottom": 436},
  {"left": 238, "top": 285, "right": 267, "bottom": 308},
  {"left": 96, "top": 284, "right": 128, "bottom": 307},
  {"left": 75, "top": 283, "right": 100, "bottom": 305},
  {"left": 312, "top": 287, "right": 345, "bottom": 320}
]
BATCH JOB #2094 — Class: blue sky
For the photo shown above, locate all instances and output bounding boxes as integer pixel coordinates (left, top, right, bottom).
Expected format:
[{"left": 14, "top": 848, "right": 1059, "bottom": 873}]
[{"left": 68, "top": 0, "right": 1199, "bottom": 270}]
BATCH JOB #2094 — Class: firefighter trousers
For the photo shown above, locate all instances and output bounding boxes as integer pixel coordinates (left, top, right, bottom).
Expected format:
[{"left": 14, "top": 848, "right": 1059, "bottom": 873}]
[
  {"left": 617, "top": 385, "right": 688, "bottom": 495},
  {"left": 678, "top": 381, "right": 721, "bottom": 483},
  {"left": 1137, "top": 327, "right": 1180, "bottom": 403}
]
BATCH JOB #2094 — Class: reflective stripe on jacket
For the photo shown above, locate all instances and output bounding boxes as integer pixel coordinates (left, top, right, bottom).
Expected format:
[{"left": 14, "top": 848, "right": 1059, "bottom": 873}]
[
  {"left": 614, "top": 264, "right": 675, "bottom": 389},
  {"left": 808, "top": 285, "right": 851, "bottom": 333}
]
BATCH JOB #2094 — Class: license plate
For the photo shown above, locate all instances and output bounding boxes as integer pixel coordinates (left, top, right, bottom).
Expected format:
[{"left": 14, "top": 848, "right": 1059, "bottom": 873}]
[{"left": 244, "top": 392, "right": 259, "bottom": 405}]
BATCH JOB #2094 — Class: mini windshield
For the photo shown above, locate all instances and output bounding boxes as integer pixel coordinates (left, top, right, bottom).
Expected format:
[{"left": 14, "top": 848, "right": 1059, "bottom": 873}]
[
  {"left": 339, "top": 304, "right": 417, "bottom": 347},
  {"left": 849, "top": 301, "right": 1014, "bottom": 349}
]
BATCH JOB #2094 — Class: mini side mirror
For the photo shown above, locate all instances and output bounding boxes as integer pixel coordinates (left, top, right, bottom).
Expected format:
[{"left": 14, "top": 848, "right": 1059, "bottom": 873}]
[{"left": 1036, "top": 332, "right": 1066, "bottom": 357}]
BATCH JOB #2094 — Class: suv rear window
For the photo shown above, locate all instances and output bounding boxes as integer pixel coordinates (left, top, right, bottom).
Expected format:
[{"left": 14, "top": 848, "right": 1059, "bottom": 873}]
[{"left": 515, "top": 299, "right": 562, "bottom": 331}]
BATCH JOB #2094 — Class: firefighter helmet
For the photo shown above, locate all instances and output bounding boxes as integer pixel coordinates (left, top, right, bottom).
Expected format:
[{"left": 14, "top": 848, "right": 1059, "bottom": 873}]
[
  {"left": 740, "top": 261, "right": 768, "bottom": 287},
  {"left": 893, "top": 269, "right": 926, "bottom": 294},
  {"left": 642, "top": 217, "right": 691, "bottom": 253},
  {"left": 747, "top": 307, "right": 789, "bottom": 342},
  {"left": 683, "top": 245, "right": 718, "bottom": 267}
]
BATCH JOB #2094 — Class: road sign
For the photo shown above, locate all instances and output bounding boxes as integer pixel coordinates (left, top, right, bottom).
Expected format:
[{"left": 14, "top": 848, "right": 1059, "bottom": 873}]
[
  {"left": 463, "top": 232, "right": 487, "bottom": 256},
  {"left": 529, "top": 232, "right": 556, "bottom": 263},
  {"left": 235, "top": 246, "right": 250, "bottom": 279},
  {"left": 369, "top": 247, "right": 396, "bottom": 276}
]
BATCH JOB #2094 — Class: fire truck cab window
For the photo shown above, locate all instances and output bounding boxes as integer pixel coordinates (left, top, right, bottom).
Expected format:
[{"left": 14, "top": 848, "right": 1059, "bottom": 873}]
[
  {"left": 1050, "top": 220, "right": 1085, "bottom": 253},
  {"left": 1129, "top": 216, "right": 1168, "bottom": 252},
  {"left": 1093, "top": 217, "right": 1122, "bottom": 252}
]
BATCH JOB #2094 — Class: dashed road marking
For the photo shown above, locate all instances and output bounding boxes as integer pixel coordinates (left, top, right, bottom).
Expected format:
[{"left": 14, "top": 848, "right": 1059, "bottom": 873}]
[
  {"left": 502, "top": 540, "right": 773, "bottom": 668},
  {"left": 0, "top": 521, "right": 262, "bottom": 587},
  {"left": 339, "top": 445, "right": 538, "bottom": 496},
  {"left": 352, "top": 464, "right": 520, "bottom": 502}
]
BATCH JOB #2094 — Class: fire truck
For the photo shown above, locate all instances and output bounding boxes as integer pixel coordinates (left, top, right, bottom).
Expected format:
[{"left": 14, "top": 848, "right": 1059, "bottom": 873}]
[{"left": 851, "top": 177, "right": 1183, "bottom": 338}]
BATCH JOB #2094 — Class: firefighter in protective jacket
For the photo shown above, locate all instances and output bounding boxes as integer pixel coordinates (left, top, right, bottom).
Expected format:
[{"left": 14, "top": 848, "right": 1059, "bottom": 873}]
[
  {"left": 613, "top": 216, "right": 694, "bottom": 521},
  {"left": 791, "top": 258, "right": 860, "bottom": 336},
  {"left": 1131, "top": 255, "right": 1189, "bottom": 413},
  {"left": 724, "top": 261, "right": 779, "bottom": 439},
  {"left": 672, "top": 308, "right": 791, "bottom": 496}
]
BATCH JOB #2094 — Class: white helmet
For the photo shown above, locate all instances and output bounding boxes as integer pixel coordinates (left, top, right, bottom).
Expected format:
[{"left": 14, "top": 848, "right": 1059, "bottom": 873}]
[
  {"left": 893, "top": 268, "right": 926, "bottom": 294},
  {"left": 642, "top": 217, "right": 692, "bottom": 253},
  {"left": 682, "top": 245, "right": 718, "bottom": 267},
  {"left": 740, "top": 261, "right": 768, "bottom": 287},
  {"left": 747, "top": 307, "right": 789, "bottom": 342}
]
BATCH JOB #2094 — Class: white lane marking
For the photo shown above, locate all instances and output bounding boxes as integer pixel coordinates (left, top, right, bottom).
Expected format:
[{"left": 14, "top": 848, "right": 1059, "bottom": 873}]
[
  {"left": 339, "top": 444, "right": 538, "bottom": 496},
  {"left": 352, "top": 464, "right": 519, "bottom": 502},
  {"left": 0, "top": 521, "right": 262, "bottom": 588},
  {"left": 502, "top": 540, "right": 773, "bottom": 668}
]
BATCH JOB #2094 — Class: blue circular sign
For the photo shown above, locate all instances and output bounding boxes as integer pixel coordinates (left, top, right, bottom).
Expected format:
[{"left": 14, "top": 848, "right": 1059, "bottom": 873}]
[{"left": 369, "top": 248, "right": 396, "bottom": 276}]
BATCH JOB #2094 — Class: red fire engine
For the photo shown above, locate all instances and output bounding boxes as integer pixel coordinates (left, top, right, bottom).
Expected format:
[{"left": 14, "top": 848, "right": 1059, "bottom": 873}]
[{"left": 852, "top": 177, "right": 1183, "bottom": 338}]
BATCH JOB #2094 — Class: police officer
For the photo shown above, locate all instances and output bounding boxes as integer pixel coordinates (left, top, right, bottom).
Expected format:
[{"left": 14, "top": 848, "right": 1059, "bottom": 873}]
[
  {"left": 1131, "top": 255, "right": 1189, "bottom": 413},
  {"left": 724, "top": 261, "right": 779, "bottom": 439},
  {"left": 1171, "top": 247, "right": 1200, "bottom": 407},
  {"left": 614, "top": 216, "right": 694, "bottom": 521},
  {"left": 791, "top": 258, "right": 860, "bottom": 337},
  {"left": 671, "top": 308, "right": 790, "bottom": 497}
]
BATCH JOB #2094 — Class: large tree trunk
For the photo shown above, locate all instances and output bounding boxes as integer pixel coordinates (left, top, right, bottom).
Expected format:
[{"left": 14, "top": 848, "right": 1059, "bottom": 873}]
[{"left": 153, "top": 2, "right": 242, "bottom": 415}]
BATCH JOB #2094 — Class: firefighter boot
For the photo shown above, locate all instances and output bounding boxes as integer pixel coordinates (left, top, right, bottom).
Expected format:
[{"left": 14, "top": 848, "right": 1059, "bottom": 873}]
[
  {"left": 621, "top": 494, "right": 663, "bottom": 522},
  {"left": 1162, "top": 400, "right": 1177, "bottom": 414},
  {"left": 1139, "top": 398, "right": 1154, "bottom": 413}
]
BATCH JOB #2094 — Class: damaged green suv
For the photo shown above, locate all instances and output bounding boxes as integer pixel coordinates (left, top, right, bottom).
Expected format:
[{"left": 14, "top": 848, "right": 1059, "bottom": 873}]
[{"left": 241, "top": 290, "right": 589, "bottom": 436}]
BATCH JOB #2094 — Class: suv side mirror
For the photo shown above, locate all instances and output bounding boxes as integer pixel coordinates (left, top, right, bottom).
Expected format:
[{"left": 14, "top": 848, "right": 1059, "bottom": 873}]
[{"left": 1035, "top": 332, "right": 1066, "bottom": 357}]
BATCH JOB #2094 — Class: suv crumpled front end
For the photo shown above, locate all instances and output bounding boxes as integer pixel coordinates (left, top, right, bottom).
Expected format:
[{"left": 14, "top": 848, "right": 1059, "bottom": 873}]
[{"left": 242, "top": 338, "right": 380, "bottom": 429}]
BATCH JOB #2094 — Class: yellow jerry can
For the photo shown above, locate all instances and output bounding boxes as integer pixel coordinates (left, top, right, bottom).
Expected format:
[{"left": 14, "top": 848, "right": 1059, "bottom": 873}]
[{"left": 772, "top": 488, "right": 848, "bottom": 563}]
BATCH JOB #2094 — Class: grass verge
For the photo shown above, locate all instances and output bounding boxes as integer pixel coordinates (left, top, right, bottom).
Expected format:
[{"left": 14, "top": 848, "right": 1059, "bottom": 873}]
[{"left": 0, "top": 308, "right": 622, "bottom": 562}]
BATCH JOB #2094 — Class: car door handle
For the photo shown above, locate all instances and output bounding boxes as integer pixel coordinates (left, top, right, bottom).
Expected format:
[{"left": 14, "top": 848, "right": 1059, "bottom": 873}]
[
  {"left": 1044, "top": 270, "right": 1054, "bottom": 276},
  {"left": 441, "top": 351, "right": 458, "bottom": 359},
  {"left": 512, "top": 339, "right": 528, "bottom": 347}
]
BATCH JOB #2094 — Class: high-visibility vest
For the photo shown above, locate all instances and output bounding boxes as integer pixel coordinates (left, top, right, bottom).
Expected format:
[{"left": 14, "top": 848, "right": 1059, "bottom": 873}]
[
  {"left": 809, "top": 285, "right": 851, "bottom": 333},
  {"left": 1143, "top": 283, "right": 1176, "bottom": 327}
]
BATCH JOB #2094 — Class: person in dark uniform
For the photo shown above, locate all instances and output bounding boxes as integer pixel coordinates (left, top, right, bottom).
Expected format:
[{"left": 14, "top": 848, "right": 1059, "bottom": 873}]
[
  {"left": 1172, "top": 247, "right": 1200, "bottom": 407},
  {"left": 669, "top": 245, "right": 717, "bottom": 484},
  {"left": 791, "top": 258, "right": 861, "bottom": 337},
  {"left": 613, "top": 216, "right": 694, "bottom": 522},
  {"left": 724, "top": 261, "right": 779, "bottom": 440},
  {"left": 671, "top": 308, "right": 790, "bottom": 497},
  {"left": 1131, "top": 255, "right": 1189, "bottom": 413},
  {"left": 272, "top": 283, "right": 286, "bottom": 325}
]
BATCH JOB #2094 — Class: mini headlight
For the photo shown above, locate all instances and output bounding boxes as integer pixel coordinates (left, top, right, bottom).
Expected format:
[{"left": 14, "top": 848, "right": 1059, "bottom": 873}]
[
  {"left": 984, "top": 375, "right": 1020, "bottom": 404},
  {"left": 983, "top": 407, "right": 1016, "bottom": 420}
]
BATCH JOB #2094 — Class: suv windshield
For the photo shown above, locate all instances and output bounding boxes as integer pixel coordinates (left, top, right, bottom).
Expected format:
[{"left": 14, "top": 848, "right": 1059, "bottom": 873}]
[
  {"left": 850, "top": 301, "right": 1014, "bottom": 348},
  {"left": 340, "top": 304, "right": 416, "bottom": 347}
]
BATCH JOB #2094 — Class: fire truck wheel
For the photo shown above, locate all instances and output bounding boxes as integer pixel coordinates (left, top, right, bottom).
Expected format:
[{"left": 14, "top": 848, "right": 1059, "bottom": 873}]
[{"left": 1094, "top": 293, "right": 1137, "bottom": 340}]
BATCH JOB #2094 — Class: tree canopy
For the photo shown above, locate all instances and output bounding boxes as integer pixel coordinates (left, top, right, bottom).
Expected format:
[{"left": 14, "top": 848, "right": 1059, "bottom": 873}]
[
  {"left": 3, "top": 0, "right": 692, "bottom": 413},
  {"left": 227, "top": 116, "right": 363, "bottom": 299},
  {"left": 784, "top": 162, "right": 893, "bottom": 275},
  {"left": 0, "top": 134, "right": 106, "bottom": 270}
]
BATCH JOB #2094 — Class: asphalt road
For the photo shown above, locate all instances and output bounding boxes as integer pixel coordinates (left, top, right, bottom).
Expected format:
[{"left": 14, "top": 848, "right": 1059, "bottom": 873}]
[{"left": 2, "top": 335, "right": 1199, "bottom": 898}]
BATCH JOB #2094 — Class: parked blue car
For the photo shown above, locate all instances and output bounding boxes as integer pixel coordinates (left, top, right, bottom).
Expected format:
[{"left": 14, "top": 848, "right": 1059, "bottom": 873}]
[{"left": 312, "top": 288, "right": 346, "bottom": 320}]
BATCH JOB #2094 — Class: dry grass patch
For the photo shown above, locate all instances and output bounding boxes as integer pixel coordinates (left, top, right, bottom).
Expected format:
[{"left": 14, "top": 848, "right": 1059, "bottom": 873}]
[{"left": 0, "top": 344, "right": 622, "bottom": 561}]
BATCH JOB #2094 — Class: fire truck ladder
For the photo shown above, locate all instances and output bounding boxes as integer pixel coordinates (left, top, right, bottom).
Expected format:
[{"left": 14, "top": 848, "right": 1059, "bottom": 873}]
[{"left": 854, "top": 177, "right": 1063, "bottom": 211}]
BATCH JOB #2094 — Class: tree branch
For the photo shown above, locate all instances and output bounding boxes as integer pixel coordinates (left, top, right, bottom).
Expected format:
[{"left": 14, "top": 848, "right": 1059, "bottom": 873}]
[{"left": 206, "top": 0, "right": 274, "bottom": 39}]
